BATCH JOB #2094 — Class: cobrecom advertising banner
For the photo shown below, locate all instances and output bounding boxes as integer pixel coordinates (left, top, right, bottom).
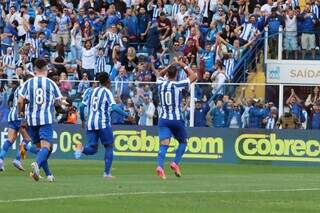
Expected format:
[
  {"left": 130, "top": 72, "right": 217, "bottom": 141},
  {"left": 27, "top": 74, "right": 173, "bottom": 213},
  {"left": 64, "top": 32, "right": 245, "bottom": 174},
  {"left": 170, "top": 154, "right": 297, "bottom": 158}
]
[{"left": 2, "top": 123, "right": 320, "bottom": 166}]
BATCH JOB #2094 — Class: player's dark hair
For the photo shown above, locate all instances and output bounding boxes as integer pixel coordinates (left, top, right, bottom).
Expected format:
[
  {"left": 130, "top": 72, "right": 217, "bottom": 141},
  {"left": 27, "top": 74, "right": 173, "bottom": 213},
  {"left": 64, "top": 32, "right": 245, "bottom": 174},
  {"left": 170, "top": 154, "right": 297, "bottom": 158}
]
[
  {"left": 98, "top": 72, "right": 110, "bottom": 85},
  {"left": 23, "top": 74, "right": 34, "bottom": 82},
  {"left": 167, "top": 65, "right": 178, "bottom": 79},
  {"left": 34, "top": 59, "right": 48, "bottom": 70}
]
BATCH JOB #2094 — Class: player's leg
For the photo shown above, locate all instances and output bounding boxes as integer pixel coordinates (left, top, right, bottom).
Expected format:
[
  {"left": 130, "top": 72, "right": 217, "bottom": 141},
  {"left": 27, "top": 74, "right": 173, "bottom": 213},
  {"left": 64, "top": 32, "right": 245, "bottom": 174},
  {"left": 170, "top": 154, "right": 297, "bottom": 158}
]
[
  {"left": 156, "top": 119, "right": 172, "bottom": 179},
  {"left": 170, "top": 120, "right": 188, "bottom": 177},
  {"left": 74, "top": 130, "right": 99, "bottom": 159},
  {"left": 31, "top": 125, "right": 53, "bottom": 182},
  {"left": 0, "top": 122, "right": 19, "bottom": 171},
  {"left": 39, "top": 146, "right": 54, "bottom": 182},
  {"left": 19, "top": 127, "right": 38, "bottom": 158},
  {"left": 99, "top": 128, "right": 114, "bottom": 179}
]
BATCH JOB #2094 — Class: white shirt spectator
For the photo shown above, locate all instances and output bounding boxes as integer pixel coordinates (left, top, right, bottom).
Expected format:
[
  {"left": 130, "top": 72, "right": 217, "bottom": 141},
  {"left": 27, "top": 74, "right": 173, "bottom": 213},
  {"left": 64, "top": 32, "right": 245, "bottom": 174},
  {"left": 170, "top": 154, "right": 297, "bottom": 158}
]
[
  {"left": 261, "top": 3, "right": 277, "bottom": 15},
  {"left": 176, "top": 11, "right": 189, "bottom": 25},
  {"left": 81, "top": 47, "right": 97, "bottom": 69},
  {"left": 34, "top": 13, "right": 46, "bottom": 32},
  {"left": 15, "top": 12, "right": 30, "bottom": 37},
  {"left": 285, "top": 15, "right": 297, "bottom": 33}
]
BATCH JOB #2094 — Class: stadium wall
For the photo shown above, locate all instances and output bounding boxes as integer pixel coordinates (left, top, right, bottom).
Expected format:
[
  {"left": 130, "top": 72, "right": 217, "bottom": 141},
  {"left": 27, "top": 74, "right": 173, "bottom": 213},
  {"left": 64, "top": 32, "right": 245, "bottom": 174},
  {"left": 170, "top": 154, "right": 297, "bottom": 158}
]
[{"left": 2, "top": 124, "right": 320, "bottom": 166}]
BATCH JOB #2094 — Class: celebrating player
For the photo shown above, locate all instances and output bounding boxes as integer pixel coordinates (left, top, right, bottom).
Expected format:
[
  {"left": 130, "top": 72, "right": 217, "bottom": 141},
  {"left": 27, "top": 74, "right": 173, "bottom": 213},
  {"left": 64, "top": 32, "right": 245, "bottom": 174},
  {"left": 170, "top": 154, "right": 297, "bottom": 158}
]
[
  {"left": 0, "top": 75, "right": 36, "bottom": 172},
  {"left": 75, "top": 72, "right": 131, "bottom": 179},
  {"left": 155, "top": 58, "right": 197, "bottom": 179},
  {"left": 18, "top": 59, "right": 65, "bottom": 182}
]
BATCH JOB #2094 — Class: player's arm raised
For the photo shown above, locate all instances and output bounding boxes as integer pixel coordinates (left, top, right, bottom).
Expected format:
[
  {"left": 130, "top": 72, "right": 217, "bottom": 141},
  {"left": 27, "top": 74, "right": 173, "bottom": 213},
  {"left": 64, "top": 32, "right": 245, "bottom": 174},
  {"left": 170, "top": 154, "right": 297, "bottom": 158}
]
[
  {"left": 178, "top": 59, "right": 198, "bottom": 83},
  {"left": 151, "top": 58, "right": 171, "bottom": 78}
]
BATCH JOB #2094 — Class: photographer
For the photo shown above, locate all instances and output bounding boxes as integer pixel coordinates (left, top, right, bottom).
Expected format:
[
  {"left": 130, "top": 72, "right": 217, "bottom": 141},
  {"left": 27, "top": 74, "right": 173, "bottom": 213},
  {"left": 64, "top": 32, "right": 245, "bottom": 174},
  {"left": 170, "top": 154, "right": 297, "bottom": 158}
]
[
  {"left": 277, "top": 107, "right": 301, "bottom": 129},
  {"left": 58, "top": 98, "right": 78, "bottom": 124}
]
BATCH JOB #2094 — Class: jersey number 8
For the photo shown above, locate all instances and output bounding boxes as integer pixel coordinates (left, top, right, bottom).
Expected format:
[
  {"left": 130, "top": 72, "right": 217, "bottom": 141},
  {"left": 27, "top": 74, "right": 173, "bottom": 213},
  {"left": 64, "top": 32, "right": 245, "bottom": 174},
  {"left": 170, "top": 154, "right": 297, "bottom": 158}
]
[{"left": 35, "top": 88, "right": 44, "bottom": 105}]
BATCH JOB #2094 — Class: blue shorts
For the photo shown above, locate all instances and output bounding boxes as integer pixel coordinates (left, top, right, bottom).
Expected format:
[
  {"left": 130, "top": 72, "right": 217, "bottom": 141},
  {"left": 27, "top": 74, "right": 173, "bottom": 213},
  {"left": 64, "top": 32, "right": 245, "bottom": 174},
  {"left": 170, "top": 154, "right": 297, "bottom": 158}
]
[
  {"left": 8, "top": 120, "right": 21, "bottom": 132},
  {"left": 28, "top": 124, "right": 53, "bottom": 144},
  {"left": 158, "top": 118, "right": 187, "bottom": 143},
  {"left": 86, "top": 127, "right": 114, "bottom": 146}
]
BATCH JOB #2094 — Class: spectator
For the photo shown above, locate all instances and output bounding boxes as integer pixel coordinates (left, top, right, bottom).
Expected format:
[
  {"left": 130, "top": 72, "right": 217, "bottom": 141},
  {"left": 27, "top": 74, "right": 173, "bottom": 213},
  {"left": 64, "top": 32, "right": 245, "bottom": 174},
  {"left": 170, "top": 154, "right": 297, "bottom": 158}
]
[
  {"left": 1, "top": 20, "right": 18, "bottom": 54},
  {"left": 263, "top": 106, "right": 278, "bottom": 129},
  {"left": 115, "top": 66, "right": 130, "bottom": 100},
  {"left": 199, "top": 42, "right": 216, "bottom": 73},
  {"left": 210, "top": 60, "right": 228, "bottom": 100},
  {"left": 284, "top": 9, "right": 298, "bottom": 59},
  {"left": 2, "top": 47, "right": 15, "bottom": 78},
  {"left": 311, "top": 99, "right": 320, "bottom": 129},
  {"left": 145, "top": 21, "right": 161, "bottom": 56},
  {"left": 286, "top": 88, "right": 305, "bottom": 123},
  {"left": 235, "top": 15, "right": 259, "bottom": 46},
  {"left": 277, "top": 107, "right": 301, "bottom": 129},
  {"left": 59, "top": 72, "right": 72, "bottom": 97},
  {"left": 192, "top": 99, "right": 210, "bottom": 127},
  {"left": 298, "top": 4, "right": 316, "bottom": 59},
  {"left": 76, "top": 73, "right": 90, "bottom": 97},
  {"left": 123, "top": 47, "right": 138, "bottom": 79},
  {"left": 226, "top": 101, "right": 243, "bottom": 128},
  {"left": 305, "top": 86, "right": 320, "bottom": 109},
  {"left": 54, "top": 7, "right": 71, "bottom": 46},
  {"left": 80, "top": 40, "right": 98, "bottom": 80},
  {"left": 0, "top": 66, "right": 8, "bottom": 91},
  {"left": 122, "top": 8, "right": 138, "bottom": 42},
  {"left": 248, "top": 99, "right": 265, "bottom": 129},
  {"left": 70, "top": 22, "right": 83, "bottom": 63},
  {"left": 111, "top": 96, "right": 126, "bottom": 125},
  {"left": 210, "top": 99, "right": 226, "bottom": 127},
  {"left": 138, "top": 94, "right": 155, "bottom": 126},
  {"left": 125, "top": 98, "right": 137, "bottom": 124},
  {"left": 265, "top": 7, "right": 284, "bottom": 59}
]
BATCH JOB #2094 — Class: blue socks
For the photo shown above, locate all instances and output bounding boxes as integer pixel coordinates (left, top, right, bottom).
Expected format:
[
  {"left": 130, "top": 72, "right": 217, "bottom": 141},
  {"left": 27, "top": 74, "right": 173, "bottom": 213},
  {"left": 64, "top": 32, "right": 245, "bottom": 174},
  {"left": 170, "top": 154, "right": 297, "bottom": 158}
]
[
  {"left": 15, "top": 147, "right": 21, "bottom": 161},
  {"left": 36, "top": 147, "right": 49, "bottom": 167},
  {"left": 174, "top": 143, "right": 187, "bottom": 165},
  {"left": 40, "top": 160, "right": 52, "bottom": 176},
  {"left": 83, "top": 145, "right": 98, "bottom": 155},
  {"left": 24, "top": 141, "right": 39, "bottom": 154},
  {"left": 0, "top": 140, "right": 13, "bottom": 160},
  {"left": 158, "top": 145, "right": 169, "bottom": 168},
  {"left": 104, "top": 145, "right": 113, "bottom": 175}
]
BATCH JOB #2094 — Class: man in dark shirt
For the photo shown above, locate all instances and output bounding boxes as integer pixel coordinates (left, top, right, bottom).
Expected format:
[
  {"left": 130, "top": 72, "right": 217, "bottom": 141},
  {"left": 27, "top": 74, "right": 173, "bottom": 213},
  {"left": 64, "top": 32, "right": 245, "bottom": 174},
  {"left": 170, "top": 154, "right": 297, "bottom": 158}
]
[
  {"left": 157, "top": 12, "right": 172, "bottom": 40},
  {"left": 0, "top": 67, "right": 8, "bottom": 92}
]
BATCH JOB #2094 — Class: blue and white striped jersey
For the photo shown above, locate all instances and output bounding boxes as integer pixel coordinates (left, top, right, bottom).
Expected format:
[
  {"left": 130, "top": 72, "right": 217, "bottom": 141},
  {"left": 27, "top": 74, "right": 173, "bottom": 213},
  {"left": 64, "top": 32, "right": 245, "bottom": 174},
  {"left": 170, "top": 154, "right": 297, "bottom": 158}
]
[
  {"left": 224, "top": 58, "right": 235, "bottom": 80},
  {"left": 157, "top": 77, "right": 190, "bottom": 120},
  {"left": 82, "top": 86, "right": 115, "bottom": 130},
  {"left": 239, "top": 23, "right": 257, "bottom": 41},
  {"left": 3, "top": 54, "right": 15, "bottom": 68},
  {"left": 82, "top": 87, "right": 93, "bottom": 103},
  {"left": 8, "top": 85, "right": 22, "bottom": 122},
  {"left": 95, "top": 56, "right": 109, "bottom": 74},
  {"left": 19, "top": 76, "right": 63, "bottom": 126}
]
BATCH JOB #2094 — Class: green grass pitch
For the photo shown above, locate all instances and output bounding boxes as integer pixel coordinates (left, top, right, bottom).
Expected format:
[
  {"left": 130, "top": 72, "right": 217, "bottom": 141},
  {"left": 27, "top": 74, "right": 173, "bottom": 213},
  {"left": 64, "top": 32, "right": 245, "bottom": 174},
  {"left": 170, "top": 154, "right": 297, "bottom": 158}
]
[{"left": 0, "top": 159, "right": 320, "bottom": 213}]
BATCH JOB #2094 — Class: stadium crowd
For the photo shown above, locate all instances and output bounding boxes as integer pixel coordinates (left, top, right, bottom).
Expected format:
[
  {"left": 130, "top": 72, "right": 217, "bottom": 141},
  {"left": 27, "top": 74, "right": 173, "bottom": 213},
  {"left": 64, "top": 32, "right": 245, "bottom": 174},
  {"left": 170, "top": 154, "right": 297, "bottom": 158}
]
[{"left": 0, "top": 0, "right": 318, "bottom": 129}]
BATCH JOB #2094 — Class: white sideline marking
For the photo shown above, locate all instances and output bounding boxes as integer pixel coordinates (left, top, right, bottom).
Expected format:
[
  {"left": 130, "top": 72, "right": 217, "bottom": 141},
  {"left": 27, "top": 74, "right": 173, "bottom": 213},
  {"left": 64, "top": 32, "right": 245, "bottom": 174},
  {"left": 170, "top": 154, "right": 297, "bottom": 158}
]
[{"left": 1, "top": 188, "right": 320, "bottom": 203}]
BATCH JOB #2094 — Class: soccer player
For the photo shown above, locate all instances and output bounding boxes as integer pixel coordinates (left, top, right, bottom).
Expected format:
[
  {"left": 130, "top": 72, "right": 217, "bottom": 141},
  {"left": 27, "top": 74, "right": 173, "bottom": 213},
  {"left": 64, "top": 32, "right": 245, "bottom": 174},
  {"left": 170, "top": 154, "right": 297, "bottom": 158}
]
[
  {"left": 155, "top": 58, "right": 197, "bottom": 179},
  {"left": 0, "top": 75, "right": 36, "bottom": 172},
  {"left": 75, "top": 72, "right": 131, "bottom": 179},
  {"left": 18, "top": 59, "right": 65, "bottom": 182},
  {"left": 79, "top": 80, "right": 98, "bottom": 128}
]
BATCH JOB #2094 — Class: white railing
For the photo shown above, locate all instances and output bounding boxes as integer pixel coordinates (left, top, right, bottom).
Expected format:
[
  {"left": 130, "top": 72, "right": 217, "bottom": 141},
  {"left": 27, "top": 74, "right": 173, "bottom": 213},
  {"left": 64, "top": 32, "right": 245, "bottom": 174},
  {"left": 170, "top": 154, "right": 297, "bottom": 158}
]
[{"left": 1, "top": 79, "right": 317, "bottom": 127}]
